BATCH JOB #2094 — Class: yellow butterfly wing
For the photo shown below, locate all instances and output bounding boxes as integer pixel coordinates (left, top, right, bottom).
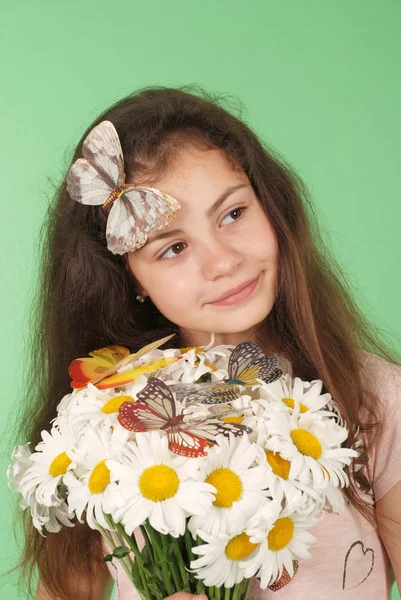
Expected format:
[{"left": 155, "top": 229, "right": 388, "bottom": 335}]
[
  {"left": 96, "top": 357, "right": 179, "bottom": 389},
  {"left": 69, "top": 345, "right": 130, "bottom": 389}
]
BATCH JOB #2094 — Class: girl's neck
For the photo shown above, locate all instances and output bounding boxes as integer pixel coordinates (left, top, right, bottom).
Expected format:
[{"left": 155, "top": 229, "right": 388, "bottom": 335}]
[{"left": 179, "top": 326, "right": 278, "bottom": 354}]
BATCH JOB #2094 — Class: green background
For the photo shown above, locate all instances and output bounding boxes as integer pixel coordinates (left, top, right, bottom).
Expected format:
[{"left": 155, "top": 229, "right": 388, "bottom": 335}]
[{"left": 1, "top": 1, "right": 400, "bottom": 598}]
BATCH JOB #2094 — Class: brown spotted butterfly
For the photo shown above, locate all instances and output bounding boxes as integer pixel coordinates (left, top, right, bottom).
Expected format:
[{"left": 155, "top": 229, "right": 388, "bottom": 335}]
[
  {"left": 117, "top": 377, "right": 252, "bottom": 458},
  {"left": 171, "top": 341, "right": 283, "bottom": 406}
]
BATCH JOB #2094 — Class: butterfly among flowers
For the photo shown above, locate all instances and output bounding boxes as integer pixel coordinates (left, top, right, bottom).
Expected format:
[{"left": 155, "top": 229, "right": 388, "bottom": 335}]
[
  {"left": 171, "top": 341, "right": 283, "bottom": 406},
  {"left": 68, "top": 334, "right": 178, "bottom": 389},
  {"left": 268, "top": 561, "right": 299, "bottom": 591},
  {"left": 117, "top": 377, "right": 252, "bottom": 457},
  {"left": 69, "top": 345, "right": 131, "bottom": 389}
]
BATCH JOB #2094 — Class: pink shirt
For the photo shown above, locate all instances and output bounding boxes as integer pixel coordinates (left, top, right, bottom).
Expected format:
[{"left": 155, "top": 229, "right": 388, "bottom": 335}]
[{"left": 104, "top": 352, "right": 401, "bottom": 599}]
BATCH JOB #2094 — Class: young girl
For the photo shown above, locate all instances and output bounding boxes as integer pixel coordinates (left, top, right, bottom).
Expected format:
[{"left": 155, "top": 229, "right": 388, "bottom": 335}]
[{"left": 15, "top": 85, "right": 401, "bottom": 600}]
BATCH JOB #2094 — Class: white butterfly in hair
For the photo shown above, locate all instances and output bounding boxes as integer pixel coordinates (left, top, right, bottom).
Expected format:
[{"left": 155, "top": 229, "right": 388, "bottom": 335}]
[
  {"left": 66, "top": 120, "right": 180, "bottom": 255},
  {"left": 171, "top": 341, "right": 283, "bottom": 406}
]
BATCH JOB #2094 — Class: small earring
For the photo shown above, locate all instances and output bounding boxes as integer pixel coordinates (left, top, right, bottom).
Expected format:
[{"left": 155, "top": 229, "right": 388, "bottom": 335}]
[{"left": 136, "top": 294, "right": 146, "bottom": 304}]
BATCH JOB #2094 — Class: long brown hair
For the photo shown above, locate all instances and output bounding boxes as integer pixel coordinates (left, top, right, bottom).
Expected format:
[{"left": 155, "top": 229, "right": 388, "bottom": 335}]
[{"left": 9, "top": 84, "right": 401, "bottom": 599}]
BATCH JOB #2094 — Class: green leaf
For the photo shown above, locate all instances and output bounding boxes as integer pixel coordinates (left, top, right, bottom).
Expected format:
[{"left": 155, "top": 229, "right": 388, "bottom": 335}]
[
  {"left": 131, "top": 564, "right": 144, "bottom": 594},
  {"left": 196, "top": 372, "right": 212, "bottom": 383},
  {"left": 143, "top": 562, "right": 165, "bottom": 586},
  {"left": 146, "top": 577, "right": 165, "bottom": 599},
  {"left": 112, "top": 545, "right": 131, "bottom": 558},
  {"left": 101, "top": 553, "right": 113, "bottom": 563}
]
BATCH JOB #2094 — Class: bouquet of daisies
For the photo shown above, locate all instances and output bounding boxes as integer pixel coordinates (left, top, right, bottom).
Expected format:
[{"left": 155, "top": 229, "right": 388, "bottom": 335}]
[{"left": 7, "top": 335, "right": 358, "bottom": 599}]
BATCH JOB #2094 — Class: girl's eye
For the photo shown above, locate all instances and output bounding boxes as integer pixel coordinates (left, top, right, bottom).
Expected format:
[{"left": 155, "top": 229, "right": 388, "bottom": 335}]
[
  {"left": 159, "top": 242, "right": 187, "bottom": 260},
  {"left": 221, "top": 207, "right": 244, "bottom": 225}
]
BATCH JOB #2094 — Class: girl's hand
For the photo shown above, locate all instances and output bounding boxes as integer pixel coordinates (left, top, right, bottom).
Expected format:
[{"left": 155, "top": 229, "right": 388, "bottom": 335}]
[{"left": 164, "top": 595, "right": 208, "bottom": 600}]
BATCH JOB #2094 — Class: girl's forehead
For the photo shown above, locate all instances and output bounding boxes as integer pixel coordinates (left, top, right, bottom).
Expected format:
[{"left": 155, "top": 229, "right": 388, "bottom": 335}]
[{"left": 144, "top": 147, "right": 248, "bottom": 208}]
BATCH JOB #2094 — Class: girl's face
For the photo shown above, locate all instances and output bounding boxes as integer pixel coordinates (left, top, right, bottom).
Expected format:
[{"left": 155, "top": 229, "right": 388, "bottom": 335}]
[{"left": 127, "top": 145, "right": 279, "bottom": 347}]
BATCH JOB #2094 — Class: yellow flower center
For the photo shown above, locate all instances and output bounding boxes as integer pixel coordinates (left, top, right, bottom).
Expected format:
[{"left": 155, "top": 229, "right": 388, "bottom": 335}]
[
  {"left": 48, "top": 452, "right": 72, "bottom": 477},
  {"left": 225, "top": 533, "right": 258, "bottom": 560},
  {"left": 206, "top": 468, "right": 242, "bottom": 508},
  {"left": 139, "top": 465, "right": 179, "bottom": 502},
  {"left": 101, "top": 395, "right": 134, "bottom": 414},
  {"left": 265, "top": 450, "right": 291, "bottom": 479},
  {"left": 268, "top": 517, "right": 295, "bottom": 551},
  {"left": 180, "top": 346, "right": 203, "bottom": 353},
  {"left": 221, "top": 416, "right": 244, "bottom": 424},
  {"left": 290, "top": 428, "right": 322, "bottom": 459},
  {"left": 282, "top": 397, "right": 308, "bottom": 413},
  {"left": 88, "top": 459, "right": 110, "bottom": 494}
]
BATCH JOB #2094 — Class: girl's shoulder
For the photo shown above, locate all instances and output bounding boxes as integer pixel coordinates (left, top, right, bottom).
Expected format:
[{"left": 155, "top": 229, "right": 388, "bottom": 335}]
[
  {"left": 358, "top": 349, "right": 401, "bottom": 377},
  {"left": 357, "top": 350, "right": 401, "bottom": 502},
  {"left": 357, "top": 349, "right": 401, "bottom": 415}
]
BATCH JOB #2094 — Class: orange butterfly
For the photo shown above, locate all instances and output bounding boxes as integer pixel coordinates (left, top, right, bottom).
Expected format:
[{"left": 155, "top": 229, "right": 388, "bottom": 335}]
[{"left": 69, "top": 334, "right": 178, "bottom": 390}]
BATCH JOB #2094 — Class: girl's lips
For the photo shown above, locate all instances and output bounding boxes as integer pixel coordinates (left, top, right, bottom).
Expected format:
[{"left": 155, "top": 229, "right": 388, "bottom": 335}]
[{"left": 208, "top": 274, "right": 261, "bottom": 307}]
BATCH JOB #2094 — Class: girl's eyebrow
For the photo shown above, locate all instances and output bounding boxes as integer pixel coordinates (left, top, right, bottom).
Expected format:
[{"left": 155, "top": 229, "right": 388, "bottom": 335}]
[
  {"left": 205, "top": 182, "right": 249, "bottom": 217},
  {"left": 147, "top": 183, "right": 250, "bottom": 245}
]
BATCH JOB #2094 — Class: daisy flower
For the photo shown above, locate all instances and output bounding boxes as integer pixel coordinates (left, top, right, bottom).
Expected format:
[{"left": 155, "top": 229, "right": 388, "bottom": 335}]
[
  {"left": 29, "top": 500, "right": 75, "bottom": 535},
  {"left": 257, "top": 445, "right": 319, "bottom": 509},
  {"left": 7, "top": 444, "right": 32, "bottom": 496},
  {"left": 105, "top": 431, "right": 216, "bottom": 537},
  {"left": 260, "top": 373, "right": 333, "bottom": 417},
  {"left": 158, "top": 341, "right": 232, "bottom": 384},
  {"left": 128, "top": 332, "right": 233, "bottom": 384},
  {"left": 7, "top": 443, "right": 74, "bottom": 535},
  {"left": 250, "top": 418, "right": 323, "bottom": 507},
  {"left": 163, "top": 346, "right": 229, "bottom": 384},
  {"left": 188, "top": 434, "right": 272, "bottom": 537},
  {"left": 17, "top": 417, "right": 76, "bottom": 507},
  {"left": 62, "top": 376, "right": 149, "bottom": 429},
  {"left": 228, "top": 394, "right": 287, "bottom": 447},
  {"left": 63, "top": 422, "right": 129, "bottom": 530},
  {"left": 265, "top": 409, "right": 358, "bottom": 488},
  {"left": 242, "top": 499, "right": 320, "bottom": 589},
  {"left": 191, "top": 526, "right": 258, "bottom": 587}
]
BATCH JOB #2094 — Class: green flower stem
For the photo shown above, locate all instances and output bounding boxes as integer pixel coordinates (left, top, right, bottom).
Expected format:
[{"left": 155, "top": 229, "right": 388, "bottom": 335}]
[
  {"left": 224, "top": 587, "right": 231, "bottom": 600},
  {"left": 109, "top": 527, "right": 135, "bottom": 576},
  {"left": 231, "top": 583, "right": 242, "bottom": 600},
  {"left": 184, "top": 527, "right": 195, "bottom": 563},
  {"left": 215, "top": 586, "right": 221, "bottom": 600},
  {"left": 112, "top": 521, "right": 152, "bottom": 600},
  {"left": 196, "top": 580, "right": 207, "bottom": 595},
  {"left": 183, "top": 529, "right": 196, "bottom": 592},
  {"left": 97, "top": 525, "right": 133, "bottom": 582},
  {"left": 242, "top": 577, "right": 253, "bottom": 600},
  {"left": 144, "top": 522, "right": 174, "bottom": 596},
  {"left": 139, "top": 524, "right": 154, "bottom": 562},
  {"left": 171, "top": 535, "right": 190, "bottom": 590},
  {"left": 160, "top": 533, "right": 182, "bottom": 590},
  {"left": 244, "top": 577, "right": 253, "bottom": 600}
]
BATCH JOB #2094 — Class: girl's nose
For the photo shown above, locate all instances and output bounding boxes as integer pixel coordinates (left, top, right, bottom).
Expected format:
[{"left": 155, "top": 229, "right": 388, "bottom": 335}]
[{"left": 199, "top": 239, "right": 242, "bottom": 280}]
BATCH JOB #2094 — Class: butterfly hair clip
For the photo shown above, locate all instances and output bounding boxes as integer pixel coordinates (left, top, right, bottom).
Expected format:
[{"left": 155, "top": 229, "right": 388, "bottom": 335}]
[
  {"left": 66, "top": 120, "right": 181, "bottom": 255},
  {"left": 117, "top": 377, "right": 253, "bottom": 458},
  {"left": 171, "top": 341, "right": 283, "bottom": 406}
]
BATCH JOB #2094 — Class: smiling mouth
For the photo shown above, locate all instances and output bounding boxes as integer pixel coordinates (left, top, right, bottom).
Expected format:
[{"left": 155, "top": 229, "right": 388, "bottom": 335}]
[{"left": 208, "top": 275, "right": 261, "bottom": 307}]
